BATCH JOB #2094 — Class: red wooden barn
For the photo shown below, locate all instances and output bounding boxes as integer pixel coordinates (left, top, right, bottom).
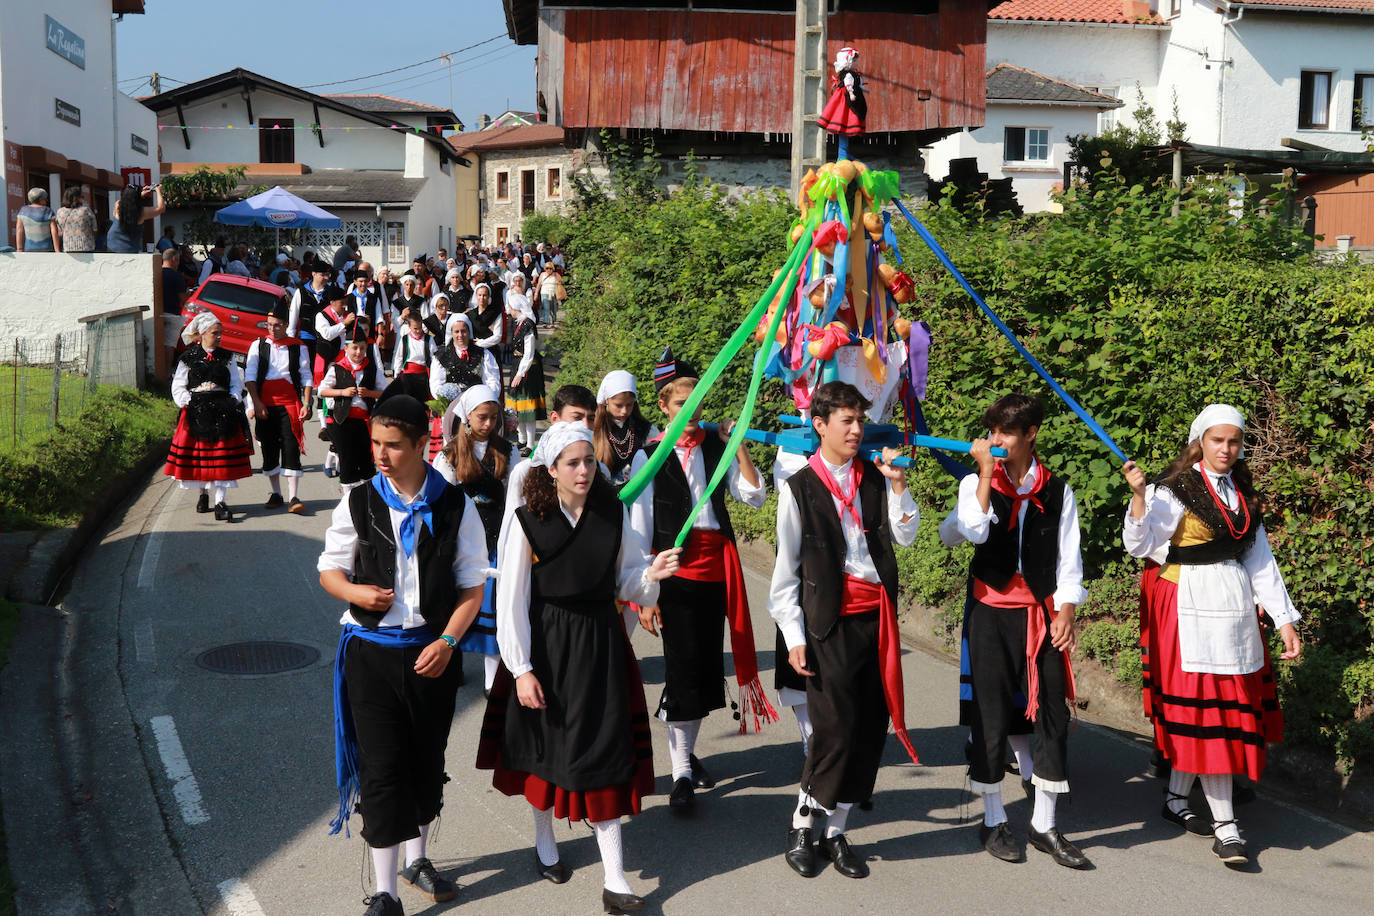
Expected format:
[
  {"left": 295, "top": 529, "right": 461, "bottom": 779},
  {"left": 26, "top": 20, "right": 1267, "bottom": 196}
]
[{"left": 502, "top": 1, "right": 994, "bottom": 187}]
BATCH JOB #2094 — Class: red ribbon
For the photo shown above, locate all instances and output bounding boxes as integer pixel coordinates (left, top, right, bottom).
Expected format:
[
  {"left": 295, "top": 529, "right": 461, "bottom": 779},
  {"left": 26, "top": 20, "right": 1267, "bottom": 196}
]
[
  {"left": 990, "top": 460, "right": 1048, "bottom": 531},
  {"left": 841, "top": 575, "right": 919, "bottom": 765},
  {"left": 806, "top": 452, "right": 864, "bottom": 530}
]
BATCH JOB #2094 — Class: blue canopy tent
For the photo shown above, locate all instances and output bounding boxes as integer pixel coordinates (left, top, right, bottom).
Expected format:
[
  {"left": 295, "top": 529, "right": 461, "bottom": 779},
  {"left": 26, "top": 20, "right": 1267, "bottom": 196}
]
[{"left": 214, "top": 186, "right": 342, "bottom": 266}]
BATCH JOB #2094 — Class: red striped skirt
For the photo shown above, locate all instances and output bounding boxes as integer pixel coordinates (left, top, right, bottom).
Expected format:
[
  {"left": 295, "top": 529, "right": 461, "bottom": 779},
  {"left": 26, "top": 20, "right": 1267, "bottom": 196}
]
[
  {"left": 163, "top": 411, "right": 253, "bottom": 482},
  {"left": 1139, "top": 563, "right": 1283, "bottom": 780}
]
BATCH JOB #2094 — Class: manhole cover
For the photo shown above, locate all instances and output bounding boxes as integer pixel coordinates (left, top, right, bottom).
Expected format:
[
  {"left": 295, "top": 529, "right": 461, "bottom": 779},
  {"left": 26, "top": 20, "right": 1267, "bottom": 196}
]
[{"left": 195, "top": 641, "right": 319, "bottom": 675}]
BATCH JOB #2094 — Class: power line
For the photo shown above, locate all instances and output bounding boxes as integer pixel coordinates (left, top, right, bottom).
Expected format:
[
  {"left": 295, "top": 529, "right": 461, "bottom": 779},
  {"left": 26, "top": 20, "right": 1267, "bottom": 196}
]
[
  {"left": 300, "top": 34, "right": 505, "bottom": 89},
  {"left": 339, "top": 45, "right": 525, "bottom": 97}
]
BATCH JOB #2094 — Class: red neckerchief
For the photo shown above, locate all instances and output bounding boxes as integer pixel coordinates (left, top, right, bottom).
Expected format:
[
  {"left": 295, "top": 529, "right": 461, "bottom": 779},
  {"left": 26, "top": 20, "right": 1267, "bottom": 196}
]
[
  {"left": 807, "top": 452, "right": 863, "bottom": 529},
  {"left": 338, "top": 354, "right": 369, "bottom": 374},
  {"left": 990, "top": 459, "right": 1048, "bottom": 531},
  {"left": 675, "top": 427, "right": 706, "bottom": 469}
]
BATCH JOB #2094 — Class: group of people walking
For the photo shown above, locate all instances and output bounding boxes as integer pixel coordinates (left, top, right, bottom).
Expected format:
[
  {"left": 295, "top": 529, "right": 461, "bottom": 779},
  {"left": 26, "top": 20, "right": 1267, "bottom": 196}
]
[{"left": 294, "top": 328, "right": 1299, "bottom": 915}]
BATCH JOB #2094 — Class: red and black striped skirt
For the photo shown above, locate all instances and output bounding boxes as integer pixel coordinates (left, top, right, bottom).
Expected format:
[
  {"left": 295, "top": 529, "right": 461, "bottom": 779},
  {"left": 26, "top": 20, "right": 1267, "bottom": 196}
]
[{"left": 163, "top": 409, "right": 253, "bottom": 482}]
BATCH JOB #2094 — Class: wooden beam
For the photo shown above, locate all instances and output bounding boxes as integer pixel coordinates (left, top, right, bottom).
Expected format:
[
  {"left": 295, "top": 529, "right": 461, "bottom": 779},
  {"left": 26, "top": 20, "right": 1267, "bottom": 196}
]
[
  {"left": 1281, "top": 137, "right": 1331, "bottom": 152},
  {"left": 243, "top": 89, "right": 254, "bottom": 126},
  {"left": 313, "top": 102, "right": 325, "bottom": 148},
  {"left": 176, "top": 103, "right": 190, "bottom": 149}
]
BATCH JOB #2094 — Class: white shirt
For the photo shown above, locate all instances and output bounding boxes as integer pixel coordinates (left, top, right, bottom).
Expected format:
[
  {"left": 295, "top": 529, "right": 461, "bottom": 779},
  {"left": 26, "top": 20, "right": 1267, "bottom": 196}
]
[
  {"left": 1122, "top": 467, "right": 1299, "bottom": 628},
  {"left": 429, "top": 348, "right": 500, "bottom": 398},
  {"left": 432, "top": 439, "right": 522, "bottom": 487},
  {"left": 938, "top": 459, "right": 1088, "bottom": 609},
  {"left": 171, "top": 350, "right": 243, "bottom": 408},
  {"left": 768, "top": 457, "right": 919, "bottom": 650},
  {"left": 244, "top": 336, "right": 312, "bottom": 387},
  {"left": 496, "top": 500, "right": 660, "bottom": 677},
  {"left": 317, "top": 486, "right": 490, "bottom": 629},
  {"left": 627, "top": 438, "right": 767, "bottom": 539},
  {"left": 392, "top": 331, "right": 432, "bottom": 376},
  {"left": 287, "top": 282, "right": 329, "bottom": 337},
  {"left": 325, "top": 360, "right": 375, "bottom": 414}
]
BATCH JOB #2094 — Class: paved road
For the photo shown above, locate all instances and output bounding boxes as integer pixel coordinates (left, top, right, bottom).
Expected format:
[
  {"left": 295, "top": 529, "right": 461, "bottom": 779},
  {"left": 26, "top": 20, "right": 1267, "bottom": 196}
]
[{"left": 46, "top": 463, "right": 1374, "bottom": 915}]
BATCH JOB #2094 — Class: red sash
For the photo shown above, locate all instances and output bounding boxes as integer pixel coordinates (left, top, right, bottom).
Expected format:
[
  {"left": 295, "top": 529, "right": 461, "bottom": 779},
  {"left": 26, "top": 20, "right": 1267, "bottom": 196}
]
[
  {"left": 402, "top": 362, "right": 429, "bottom": 375},
  {"left": 973, "top": 575, "right": 1077, "bottom": 723},
  {"left": 840, "top": 575, "right": 919, "bottom": 765},
  {"left": 260, "top": 378, "right": 306, "bottom": 455}
]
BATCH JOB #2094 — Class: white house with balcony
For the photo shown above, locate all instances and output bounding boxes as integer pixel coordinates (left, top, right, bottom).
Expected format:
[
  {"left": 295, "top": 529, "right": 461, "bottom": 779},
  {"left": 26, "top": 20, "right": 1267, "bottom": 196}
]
[{"left": 140, "top": 69, "right": 468, "bottom": 268}]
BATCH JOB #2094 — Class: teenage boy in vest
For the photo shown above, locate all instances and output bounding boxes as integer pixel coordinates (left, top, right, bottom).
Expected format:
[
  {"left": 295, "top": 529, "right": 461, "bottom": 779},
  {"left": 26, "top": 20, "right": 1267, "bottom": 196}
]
[
  {"left": 628, "top": 347, "right": 771, "bottom": 812},
  {"left": 245, "top": 302, "right": 314, "bottom": 513},
  {"left": 938, "top": 393, "right": 1089, "bottom": 869},
  {"left": 319, "top": 320, "right": 385, "bottom": 490},
  {"left": 768, "top": 381, "right": 920, "bottom": 880},
  {"left": 288, "top": 259, "right": 336, "bottom": 364},
  {"left": 318, "top": 394, "right": 488, "bottom": 916}
]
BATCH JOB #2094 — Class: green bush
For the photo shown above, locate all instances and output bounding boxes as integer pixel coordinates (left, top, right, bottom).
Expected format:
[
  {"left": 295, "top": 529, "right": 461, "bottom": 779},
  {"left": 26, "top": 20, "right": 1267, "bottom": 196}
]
[
  {"left": 0, "top": 387, "right": 177, "bottom": 529},
  {"left": 521, "top": 210, "right": 574, "bottom": 250}
]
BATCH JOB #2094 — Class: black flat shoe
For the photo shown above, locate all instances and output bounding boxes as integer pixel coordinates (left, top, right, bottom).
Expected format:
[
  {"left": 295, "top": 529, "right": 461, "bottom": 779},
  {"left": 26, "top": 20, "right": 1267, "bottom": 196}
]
[
  {"left": 195, "top": 492, "right": 210, "bottom": 514},
  {"left": 399, "top": 856, "right": 455, "bottom": 902},
  {"left": 785, "top": 826, "right": 820, "bottom": 878},
  {"left": 689, "top": 754, "right": 715, "bottom": 789},
  {"left": 535, "top": 854, "right": 570, "bottom": 884},
  {"left": 264, "top": 493, "right": 284, "bottom": 509},
  {"left": 1212, "top": 820, "right": 1248, "bottom": 866},
  {"left": 668, "top": 776, "right": 694, "bottom": 810},
  {"left": 362, "top": 893, "right": 403, "bottom": 916},
  {"left": 602, "top": 887, "right": 646, "bottom": 913},
  {"left": 1163, "top": 791, "right": 1212, "bottom": 837},
  {"left": 213, "top": 502, "right": 233, "bottom": 521},
  {"left": 818, "top": 834, "right": 869, "bottom": 879},
  {"left": 979, "top": 822, "right": 1022, "bottom": 863},
  {"left": 1028, "top": 826, "right": 1091, "bottom": 869}
]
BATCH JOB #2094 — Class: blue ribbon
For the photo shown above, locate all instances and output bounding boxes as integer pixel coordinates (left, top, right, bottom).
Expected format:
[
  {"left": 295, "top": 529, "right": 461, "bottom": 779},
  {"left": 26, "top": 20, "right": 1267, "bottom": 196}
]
[
  {"left": 330, "top": 623, "right": 436, "bottom": 836},
  {"left": 370, "top": 464, "right": 449, "bottom": 556},
  {"left": 891, "top": 198, "right": 1129, "bottom": 463}
]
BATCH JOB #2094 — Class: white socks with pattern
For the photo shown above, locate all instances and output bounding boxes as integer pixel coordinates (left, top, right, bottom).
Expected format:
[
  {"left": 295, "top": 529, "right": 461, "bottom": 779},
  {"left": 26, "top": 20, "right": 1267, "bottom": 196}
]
[
  {"left": 593, "top": 818, "right": 632, "bottom": 895},
  {"left": 824, "top": 802, "right": 852, "bottom": 839},
  {"left": 666, "top": 719, "right": 702, "bottom": 781},
  {"left": 1200, "top": 773, "right": 1240, "bottom": 842},
  {"left": 792, "top": 790, "right": 817, "bottom": 830},
  {"left": 533, "top": 806, "right": 559, "bottom": 867},
  {"left": 982, "top": 788, "right": 1007, "bottom": 828},
  {"left": 1031, "top": 789, "right": 1058, "bottom": 833}
]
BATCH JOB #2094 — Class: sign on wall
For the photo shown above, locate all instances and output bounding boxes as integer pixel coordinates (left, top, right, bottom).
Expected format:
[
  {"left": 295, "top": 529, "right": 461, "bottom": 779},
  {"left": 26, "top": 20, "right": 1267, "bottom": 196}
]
[
  {"left": 5, "top": 142, "right": 26, "bottom": 246},
  {"left": 121, "top": 167, "right": 151, "bottom": 189},
  {"left": 44, "top": 16, "right": 86, "bottom": 70},
  {"left": 55, "top": 99, "right": 81, "bottom": 127},
  {"left": 131, "top": 134, "right": 149, "bottom": 155}
]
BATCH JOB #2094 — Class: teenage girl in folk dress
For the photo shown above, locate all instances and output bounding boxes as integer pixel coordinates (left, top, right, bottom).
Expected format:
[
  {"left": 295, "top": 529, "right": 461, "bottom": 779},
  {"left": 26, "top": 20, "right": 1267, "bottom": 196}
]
[{"left": 592, "top": 370, "right": 660, "bottom": 490}]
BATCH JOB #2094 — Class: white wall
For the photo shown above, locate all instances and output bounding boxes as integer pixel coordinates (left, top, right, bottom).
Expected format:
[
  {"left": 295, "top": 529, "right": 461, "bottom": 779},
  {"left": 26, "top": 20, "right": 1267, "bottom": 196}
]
[
  {"left": 924, "top": 104, "right": 1102, "bottom": 212},
  {"left": 0, "top": 250, "right": 155, "bottom": 339}
]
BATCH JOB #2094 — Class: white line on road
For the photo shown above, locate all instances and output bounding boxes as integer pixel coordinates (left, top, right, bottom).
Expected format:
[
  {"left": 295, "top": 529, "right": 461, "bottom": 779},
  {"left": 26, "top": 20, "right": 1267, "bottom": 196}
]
[
  {"left": 138, "top": 485, "right": 182, "bottom": 588},
  {"left": 149, "top": 715, "right": 210, "bottom": 825},
  {"left": 217, "top": 879, "right": 267, "bottom": 916}
]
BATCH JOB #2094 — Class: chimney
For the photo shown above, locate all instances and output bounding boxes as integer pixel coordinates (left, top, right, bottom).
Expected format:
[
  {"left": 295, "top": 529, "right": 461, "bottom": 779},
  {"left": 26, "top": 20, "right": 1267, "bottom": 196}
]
[
  {"left": 478, "top": 113, "right": 491, "bottom": 131},
  {"left": 1121, "top": 0, "right": 1151, "bottom": 19}
]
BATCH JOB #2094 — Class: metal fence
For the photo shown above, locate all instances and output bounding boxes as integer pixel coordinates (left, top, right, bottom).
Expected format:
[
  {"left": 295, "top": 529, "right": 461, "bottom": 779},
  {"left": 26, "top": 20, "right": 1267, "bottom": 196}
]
[{"left": 0, "top": 318, "right": 137, "bottom": 452}]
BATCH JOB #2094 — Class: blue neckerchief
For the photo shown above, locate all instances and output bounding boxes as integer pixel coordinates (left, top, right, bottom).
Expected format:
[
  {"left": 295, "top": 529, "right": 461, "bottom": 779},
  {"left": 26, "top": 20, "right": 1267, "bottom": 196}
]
[
  {"left": 329, "top": 623, "right": 435, "bottom": 836},
  {"left": 370, "top": 464, "right": 448, "bottom": 556}
]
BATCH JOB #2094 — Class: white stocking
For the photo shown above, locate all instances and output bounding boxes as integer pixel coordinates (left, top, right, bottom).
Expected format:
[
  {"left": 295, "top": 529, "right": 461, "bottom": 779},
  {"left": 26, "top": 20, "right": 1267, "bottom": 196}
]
[
  {"left": 592, "top": 818, "right": 632, "bottom": 895},
  {"left": 268, "top": 473, "right": 282, "bottom": 495},
  {"left": 533, "top": 806, "right": 559, "bottom": 866},
  {"left": 1200, "top": 773, "right": 1239, "bottom": 842},
  {"left": 371, "top": 844, "right": 399, "bottom": 900},
  {"left": 211, "top": 483, "right": 228, "bottom": 505},
  {"left": 1008, "top": 734, "right": 1033, "bottom": 783},
  {"left": 824, "top": 802, "right": 852, "bottom": 839},
  {"left": 666, "top": 719, "right": 702, "bottom": 781},
  {"left": 1031, "top": 789, "right": 1058, "bottom": 833},
  {"left": 286, "top": 474, "right": 300, "bottom": 500},
  {"left": 791, "top": 703, "right": 814, "bottom": 758},
  {"left": 404, "top": 822, "right": 429, "bottom": 867},
  {"left": 1167, "top": 769, "right": 1197, "bottom": 815},
  {"left": 982, "top": 788, "right": 1006, "bottom": 828}
]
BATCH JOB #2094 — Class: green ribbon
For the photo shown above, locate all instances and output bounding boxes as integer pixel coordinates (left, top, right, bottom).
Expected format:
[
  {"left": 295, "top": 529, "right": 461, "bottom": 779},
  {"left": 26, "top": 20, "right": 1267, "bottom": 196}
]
[
  {"left": 807, "top": 172, "right": 851, "bottom": 228},
  {"left": 619, "top": 211, "right": 820, "bottom": 526},
  {"left": 860, "top": 169, "right": 901, "bottom": 204}
]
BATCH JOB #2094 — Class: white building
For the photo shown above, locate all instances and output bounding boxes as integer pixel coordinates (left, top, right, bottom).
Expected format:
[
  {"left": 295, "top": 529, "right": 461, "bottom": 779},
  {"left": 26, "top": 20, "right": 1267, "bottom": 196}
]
[
  {"left": 929, "top": 0, "right": 1374, "bottom": 211},
  {"left": 140, "top": 69, "right": 468, "bottom": 269},
  {"left": 0, "top": 0, "right": 159, "bottom": 247}
]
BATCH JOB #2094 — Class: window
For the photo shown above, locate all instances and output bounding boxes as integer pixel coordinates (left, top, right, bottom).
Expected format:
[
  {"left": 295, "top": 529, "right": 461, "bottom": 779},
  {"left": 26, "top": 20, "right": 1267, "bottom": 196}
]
[
  {"left": 496, "top": 226, "right": 509, "bottom": 245},
  {"left": 496, "top": 171, "right": 510, "bottom": 201},
  {"left": 386, "top": 222, "right": 406, "bottom": 264},
  {"left": 1299, "top": 70, "right": 1333, "bottom": 130},
  {"left": 259, "top": 118, "right": 295, "bottom": 163},
  {"left": 547, "top": 167, "right": 562, "bottom": 198},
  {"left": 521, "top": 169, "right": 535, "bottom": 215},
  {"left": 1356, "top": 73, "right": 1374, "bottom": 130},
  {"left": 1088, "top": 87, "right": 1119, "bottom": 133},
  {"left": 1003, "top": 127, "right": 1050, "bottom": 163},
  {"left": 1168, "top": 0, "right": 1182, "bottom": 17}
]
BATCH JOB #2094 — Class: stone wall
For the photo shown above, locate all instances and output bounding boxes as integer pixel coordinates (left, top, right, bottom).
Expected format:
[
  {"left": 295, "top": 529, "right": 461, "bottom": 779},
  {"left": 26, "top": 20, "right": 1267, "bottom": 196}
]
[{"left": 480, "top": 146, "right": 581, "bottom": 245}]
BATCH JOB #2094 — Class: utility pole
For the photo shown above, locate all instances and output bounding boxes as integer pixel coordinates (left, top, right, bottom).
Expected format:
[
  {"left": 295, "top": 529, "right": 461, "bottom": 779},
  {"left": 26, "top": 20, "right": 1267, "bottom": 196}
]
[
  {"left": 790, "top": 0, "right": 827, "bottom": 193},
  {"left": 151, "top": 72, "right": 161, "bottom": 95}
]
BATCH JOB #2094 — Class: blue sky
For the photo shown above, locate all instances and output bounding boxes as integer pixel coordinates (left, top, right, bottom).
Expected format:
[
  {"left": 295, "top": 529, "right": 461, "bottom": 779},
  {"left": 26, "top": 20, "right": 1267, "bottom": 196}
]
[{"left": 114, "top": 0, "right": 537, "bottom": 131}]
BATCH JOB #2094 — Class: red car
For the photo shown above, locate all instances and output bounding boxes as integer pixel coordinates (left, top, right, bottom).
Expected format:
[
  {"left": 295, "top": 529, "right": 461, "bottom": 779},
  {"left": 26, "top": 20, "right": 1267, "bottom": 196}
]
[{"left": 180, "top": 274, "right": 289, "bottom": 359}]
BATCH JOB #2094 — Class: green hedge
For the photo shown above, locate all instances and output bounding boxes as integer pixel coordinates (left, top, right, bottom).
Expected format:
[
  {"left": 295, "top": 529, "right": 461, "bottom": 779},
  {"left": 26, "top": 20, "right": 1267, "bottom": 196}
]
[
  {"left": 0, "top": 387, "right": 177, "bottom": 530},
  {"left": 549, "top": 162, "right": 1374, "bottom": 769}
]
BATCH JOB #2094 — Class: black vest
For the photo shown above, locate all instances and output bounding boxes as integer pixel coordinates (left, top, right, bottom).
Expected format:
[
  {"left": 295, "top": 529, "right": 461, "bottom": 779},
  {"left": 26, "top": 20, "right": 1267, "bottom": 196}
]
[
  {"left": 649, "top": 434, "right": 734, "bottom": 552},
  {"left": 1160, "top": 468, "right": 1262, "bottom": 565},
  {"left": 516, "top": 490, "right": 621, "bottom": 616},
  {"left": 327, "top": 360, "right": 378, "bottom": 418},
  {"left": 459, "top": 451, "right": 508, "bottom": 555},
  {"left": 297, "top": 284, "right": 329, "bottom": 331},
  {"left": 511, "top": 319, "right": 538, "bottom": 363},
  {"left": 435, "top": 345, "right": 483, "bottom": 389},
  {"left": 398, "top": 333, "right": 432, "bottom": 367},
  {"left": 181, "top": 344, "right": 233, "bottom": 388},
  {"left": 788, "top": 460, "right": 898, "bottom": 641},
  {"left": 254, "top": 338, "right": 304, "bottom": 392},
  {"left": 345, "top": 482, "right": 467, "bottom": 632},
  {"left": 968, "top": 471, "right": 1066, "bottom": 603}
]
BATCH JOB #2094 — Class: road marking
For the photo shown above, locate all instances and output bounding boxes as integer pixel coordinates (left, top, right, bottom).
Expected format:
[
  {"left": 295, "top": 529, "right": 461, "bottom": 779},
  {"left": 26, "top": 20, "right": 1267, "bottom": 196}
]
[
  {"left": 138, "top": 487, "right": 182, "bottom": 588},
  {"left": 149, "top": 715, "right": 209, "bottom": 825},
  {"left": 217, "top": 879, "right": 267, "bottom": 916},
  {"left": 134, "top": 620, "right": 155, "bottom": 665}
]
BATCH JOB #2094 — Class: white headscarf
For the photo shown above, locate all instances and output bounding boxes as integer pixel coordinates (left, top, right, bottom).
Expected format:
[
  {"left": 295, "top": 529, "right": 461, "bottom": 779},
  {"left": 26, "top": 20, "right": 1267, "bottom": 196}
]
[
  {"left": 449, "top": 312, "right": 474, "bottom": 343},
  {"left": 529, "top": 422, "right": 594, "bottom": 468},
  {"left": 446, "top": 267, "right": 462, "bottom": 283},
  {"left": 597, "top": 370, "right": 636, "bottom": 405},
  {"left": 1188, "top": 404, "right": 1246, "bottom": 445},
  {"left": 181, "top": 312, "right": 221, "bottom": 345},
  {"left": 441, "top": 383, "right": 498, "bottom": 443},
  {"left": 507, "top": 291, "right": 536, "bottom": 325}
]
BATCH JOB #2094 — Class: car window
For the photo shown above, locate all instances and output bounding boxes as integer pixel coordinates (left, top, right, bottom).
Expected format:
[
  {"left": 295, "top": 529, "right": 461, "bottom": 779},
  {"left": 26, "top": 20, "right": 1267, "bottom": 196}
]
[{"left": 196, "top": 281, "right": 283, "bottom": 316}]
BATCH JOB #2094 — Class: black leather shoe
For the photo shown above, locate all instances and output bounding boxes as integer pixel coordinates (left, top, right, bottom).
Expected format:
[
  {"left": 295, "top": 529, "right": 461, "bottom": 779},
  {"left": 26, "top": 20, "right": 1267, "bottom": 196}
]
[
  {"left": 1028, "top": 826, "right": 1091, "bottom": 869},
  {"left": 362, "top": 893, "right": 403, "bottom": 916},
  {"left": 1212, "top": 836, "right": 1249, "bottom": 866},
  {"left": 818, "top": 834, "right": 869, "bottom": 878},
  {"left": 1146, "top": 748, "right": 1171, "bottom": 779},
  {"left": 602, "top": 887, "right": 646, "bottom": 913},
  {"left": 213, "top": 502, "right": 232, "bottom": 521},
  {"left": 1163, "top": 791, "right": 1212, "bottom": 837},
  {"left": 195, "top": 492, "right": 210, "bottom": 514},
  {"left": 668, "top": 776, "right": 694, "bottom": 810},
  {"left": 979, "top": 822, "right": 1022, "bottom": 862},
  {"left": 535, "top": 854, "right": 570, "bottom": 884},
  {"left": 264, "top": 492, "right": 284, "bottom": 509},
  {"left": 689, "top": 754, "right": 715, "bottom": 789},
  {"left": 1022, "top": 778, "right": 1034, "bottom": 800},
  {"left": 399, "top": 856, "right": 455, "bottom": 902},
  {"left": 785, "top": 827, "right": 820, "bottom": 877}
]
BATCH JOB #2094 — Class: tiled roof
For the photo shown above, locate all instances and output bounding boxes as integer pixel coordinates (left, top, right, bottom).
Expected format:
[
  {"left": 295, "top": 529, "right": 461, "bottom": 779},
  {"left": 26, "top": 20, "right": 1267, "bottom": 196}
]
[
  {"left": 325, "top": 94, "right": 450, "bottom": 115},
  {"left": 1234, "top": 0, "right": 1374, "bottom": 10},
  {"left": 987, "top": 63, "right": 1125, "bottom": 106},
  {"left": 989, "top": 1, "right": 1165, "bottom": 24},
  {"left": 449, "top": 125, "right": 565, "bottom": 153}
]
